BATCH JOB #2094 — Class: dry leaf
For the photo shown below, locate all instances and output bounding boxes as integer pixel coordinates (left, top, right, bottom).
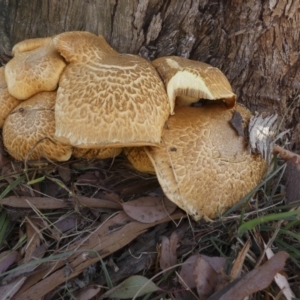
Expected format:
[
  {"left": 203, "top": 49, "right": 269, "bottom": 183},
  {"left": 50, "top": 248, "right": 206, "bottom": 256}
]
[
  {"left": 14, "top": 210, "right": 185, "bottom": 299},
  {"left": 200, "top": 255, "right": 226, "bottom": 274},
  {"left": 73, "top": 285, "right": 101, "bottom": 300},
  {"left": 54, "top": 215, "right": 77, "bottom": 233},
  {"left": 1, "top": 196, "right": 67, "bottom": 209},
  {"left": 273, "top": 144, "right": 300, "bottom": 166},
  {"left": 3, "top": 244, "right": 48, "bottom": 283},
  {"left": 179, "top": 254, "right": 226, "bottom": 293},
  {"left": 119, "top": 179, "right": 158, "bottom": 198},
  {"left": 101, "top": 275, "right": 160, "bottom": 299},
  {"left": 264, "top": 243, "right": 295, "bottom": 299},
  {"left": 122, "top": 196, "right": 177, "bottom": 223},
  {"left": 58, "top": 165, "right": 71, "bottom": 183},
  {"left": 76, "top": 172, "right": 100, "bottom": 185},
  {"left": 172, "top": 291, "right": 199, "bottom": 300},
  {"left": 0, "top": 276, "right": 26, "bottom": 299},
  {"left": 24, "top": 218, "right": 41, "bottom": 264},
  {"left": 194, "top": 255, "right": 219, "bottom": 297},
  {"left": 230, "top": 110, "right": 244, "bottom": 136},
  {"left": 230, "top": 239, "right": 251, "bottom": 279},
  {"left": 0, "top": 251, "right": 20, "bottom": 274},
  {"left": 179, "top": 254, "right": 199, "bottom": 289},
  {"left": 1, "top": 196, "right": 122, "bottom": 210},
  {"left": 50, "top": 215, "right": 78, "bottom": 240},
  {"left": 77, "top": 196, "right": 122, "bottom": 210},
  {"left": 208, "top": 251, "right": 289, "bottom": 300},
  {"left": 160, "top": 231, "right": 178, "bottom": 270}
]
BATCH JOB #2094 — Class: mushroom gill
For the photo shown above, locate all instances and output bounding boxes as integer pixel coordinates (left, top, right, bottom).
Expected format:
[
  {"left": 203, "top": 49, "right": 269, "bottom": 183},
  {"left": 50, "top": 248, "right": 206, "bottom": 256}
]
[
  {"left": 3, "top": 92, "right": 72, "bottom": 161},
  {"left": 152, "top": 56, "right": 236, "bottom": 112},
  {"left": 4, "top": 37, "right": 66, "bottom": 100},
  {"left": 145, "top": 104, "right": 267, "bottom": 221},
  {"left": 52, "top": 31, "right": 170, "bottom": 148}
]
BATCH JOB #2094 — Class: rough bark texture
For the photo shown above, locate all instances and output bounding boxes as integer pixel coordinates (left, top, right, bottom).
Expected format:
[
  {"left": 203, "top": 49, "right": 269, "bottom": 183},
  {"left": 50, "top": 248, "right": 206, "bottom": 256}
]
[{"left": 0, "top": 0, "right": 299, "bottom": 150}]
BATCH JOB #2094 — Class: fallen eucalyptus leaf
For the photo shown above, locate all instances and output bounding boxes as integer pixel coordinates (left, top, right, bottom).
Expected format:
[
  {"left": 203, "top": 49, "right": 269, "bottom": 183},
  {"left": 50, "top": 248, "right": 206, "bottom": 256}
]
[
  {"left": 101, "top": 275, "right": 160, "bottom": 299},
  {"left": 122, "top": 196, "right": 177, "bottom": 223},
  {"left": 160, "top": 231, "right": 178, "bottom": 270}
]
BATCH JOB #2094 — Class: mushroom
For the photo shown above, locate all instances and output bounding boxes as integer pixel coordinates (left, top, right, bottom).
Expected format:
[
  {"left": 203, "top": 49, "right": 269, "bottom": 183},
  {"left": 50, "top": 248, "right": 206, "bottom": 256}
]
[
  {"left": 73, "top": 147, "right": 122, "bottom": 160},
  {"left": 52, "top": 31, "right": 170, "bottom": 148},
  {"left": 144, "top": 103, "right": 267, "bottom": 221},
  {"left": 0, "top": 66, "right": 21, "bottom": 127},
  {"left": 0, "top": 32, "right": 268, "bottom": 221},
  {"left": 152, "top": 56, "right": 236, "bottom": 112},
  {"left": 3, "top": 92, "right": 72, "bottom": 161},
  {"left": 123, "top": 147, "right": 155, "bottom": 174},
  {"left": 4, "top": 37, "right": 66, "bottom": 100}
]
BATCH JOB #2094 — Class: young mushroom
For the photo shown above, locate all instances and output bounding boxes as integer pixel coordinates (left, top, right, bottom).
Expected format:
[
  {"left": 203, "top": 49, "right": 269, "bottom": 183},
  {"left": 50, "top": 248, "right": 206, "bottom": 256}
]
[
  {"left": 52, "top": 31, "right": 171, "bottom": 148},
  {"left": 152, "top": 56, "right": 236, "bottom": 112},
  {"left": 0, "top": 66, "right": 21, "bottom": 128},
  {"left": 123, "top": 147, "right": 156, "bottom": 174},
  {"left": 144, "top": 104, "right": 267, "bottom": 221},
  {"left": 3, "top": 92, "right": 72, "bottom": 161},
  {"left": 4, "top": 37, "right": 66, "bottom": 100}
]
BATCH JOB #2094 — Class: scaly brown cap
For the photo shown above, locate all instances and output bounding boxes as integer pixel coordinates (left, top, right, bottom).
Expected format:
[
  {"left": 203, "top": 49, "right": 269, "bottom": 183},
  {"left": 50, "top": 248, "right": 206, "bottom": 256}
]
[
  {"left": 53, "top": 31, "right": 170, "bottom": 148},
  {"left": 3, "top": 92, "right": 72, "bottom": 161},
  {"left": 145, "top": 104, "right": 267, "bottom": 221},
  {"left": 0, "top": 66, "right": 21, "bottom": 127},
  {"left": 4, "top": 37, "right": 66, "bottom": 100}
]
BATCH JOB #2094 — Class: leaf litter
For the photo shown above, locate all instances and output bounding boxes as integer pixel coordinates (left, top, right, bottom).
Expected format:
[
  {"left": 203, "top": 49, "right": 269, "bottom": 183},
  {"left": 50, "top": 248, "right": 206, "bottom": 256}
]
[
  {"left": 0, "top": 148, "right": 298, "bottom": 299},
  {"left": 160, "top": 231, "right": 178, "bottom": 270}
]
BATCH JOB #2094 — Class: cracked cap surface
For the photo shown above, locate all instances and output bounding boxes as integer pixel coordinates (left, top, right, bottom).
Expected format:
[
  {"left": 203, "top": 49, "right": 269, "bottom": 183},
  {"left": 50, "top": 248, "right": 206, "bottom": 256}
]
[
  {"left": 0, "top": 66, "right": 21, "bottom": 127},
  {"left": 3, "top": 92, "right": 72, "bottom": 161},
  {"left": 53, "top": 31, "right": 170, "bottom": 148},
  {"left": 145, "top": 104, "right": 267, "bottom": 221},
  {"left": 4, "top": 37, "right": 66, "bottom": 100}
]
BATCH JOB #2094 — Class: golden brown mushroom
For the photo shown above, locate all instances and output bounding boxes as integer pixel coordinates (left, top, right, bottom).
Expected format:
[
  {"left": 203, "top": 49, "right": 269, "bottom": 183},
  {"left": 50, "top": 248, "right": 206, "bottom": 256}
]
[
  {"left": 152, "top": 56, "right": 236, "bottom": 112},
  {"left": 145, "top": 104, "right": 267, "bottom": 221},
  {"left": 4, "top": 37, "right": 66, "bottom": 100},
  {"left": 3, "top": 92, "right": 72, "bottom": 161},
  {"left": 0, "top": 66, "right": 21, "bottom": 127},
  {"left": 52, "top": 31, "right": 170, "bottom": 148},
  {"left": 123, "top": 147, "right": 155, "bottom": 174}
]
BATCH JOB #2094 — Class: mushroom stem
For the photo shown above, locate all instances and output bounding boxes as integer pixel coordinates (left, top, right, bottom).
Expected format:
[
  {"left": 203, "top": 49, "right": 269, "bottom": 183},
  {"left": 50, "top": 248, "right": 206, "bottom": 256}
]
[{"left": 273, "top": 144, "right": 300, "bottom": 166}]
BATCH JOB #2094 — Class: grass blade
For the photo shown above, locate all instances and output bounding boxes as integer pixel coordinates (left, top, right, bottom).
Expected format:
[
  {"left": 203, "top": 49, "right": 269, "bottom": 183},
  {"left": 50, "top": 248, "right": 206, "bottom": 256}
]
[
  {"left": 238, "top": 210, "right": 300, "bottom": 236},
  {"left": 0, "top": 176, "right": 26, "bottom": 199},
  {"left": 223, "top": 164, "right": 286, "bottom": 217}
]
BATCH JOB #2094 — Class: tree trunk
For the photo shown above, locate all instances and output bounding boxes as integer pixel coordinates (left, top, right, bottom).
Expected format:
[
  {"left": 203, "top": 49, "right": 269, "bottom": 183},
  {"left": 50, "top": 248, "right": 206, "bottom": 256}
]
[{"left": 1, "top": 0, "right": 299, "bottom": 150}]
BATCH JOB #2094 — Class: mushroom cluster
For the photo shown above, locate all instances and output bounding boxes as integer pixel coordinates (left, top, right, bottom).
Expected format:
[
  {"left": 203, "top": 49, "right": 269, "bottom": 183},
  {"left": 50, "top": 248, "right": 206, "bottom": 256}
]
[{"left": 0, "top": 31, "right": 267, "bottom": 220}]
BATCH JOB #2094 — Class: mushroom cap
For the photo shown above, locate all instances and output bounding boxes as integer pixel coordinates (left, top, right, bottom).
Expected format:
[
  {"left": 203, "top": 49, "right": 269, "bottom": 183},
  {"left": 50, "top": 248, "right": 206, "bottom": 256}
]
[
  {"left": 4, "top": 37, "right": 66, "bottom": 100},
  {"left": 52, "top": 31, "right": 170, "bottom": 148},
  {"left": 145, "top": 104, "right": 267, "bottom": 221},
  {"left": 73, "top": 147, "right": 122, "bottom": 160},
  {"left": 123, "top": 147, "right": 156, "bottom": 174},
  {"left": 53, "top": 32, "right": 118, "bottom": 63},
  {"left": 3, "top": 92, "right": 72, "bottom": 161},
  {"left": 0, "top": 67, "right": 21, "bottom": 127},
  {"left": 152, "top": 56, "right": 236, "bottom": 112}
]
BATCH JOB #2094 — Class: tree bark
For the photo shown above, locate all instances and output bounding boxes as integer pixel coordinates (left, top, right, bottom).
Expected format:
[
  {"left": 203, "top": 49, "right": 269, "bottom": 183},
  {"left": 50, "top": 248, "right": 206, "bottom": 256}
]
[{"left": 1, "top": 0, "right": 299, "bottom": 150}]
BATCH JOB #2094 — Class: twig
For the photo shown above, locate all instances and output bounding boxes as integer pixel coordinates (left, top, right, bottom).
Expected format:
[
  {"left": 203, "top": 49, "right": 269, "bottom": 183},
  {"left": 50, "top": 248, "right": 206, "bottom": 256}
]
[{"left": 273, "top": 144, "right": 300, "bottom": 166}]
